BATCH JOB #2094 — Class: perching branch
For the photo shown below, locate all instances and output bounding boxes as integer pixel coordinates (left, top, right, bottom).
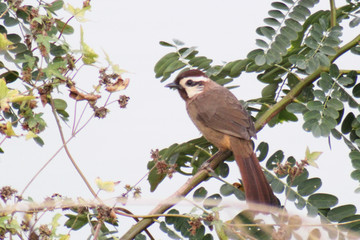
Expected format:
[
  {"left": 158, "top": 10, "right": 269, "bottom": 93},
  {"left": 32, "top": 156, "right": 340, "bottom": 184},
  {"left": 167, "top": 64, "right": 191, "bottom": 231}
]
[
  {"left": 121, "top": 33, "right": 360, "bottom": 239},
  {"left": 120, "top": 151, "right": 232, "bottom": 240}
]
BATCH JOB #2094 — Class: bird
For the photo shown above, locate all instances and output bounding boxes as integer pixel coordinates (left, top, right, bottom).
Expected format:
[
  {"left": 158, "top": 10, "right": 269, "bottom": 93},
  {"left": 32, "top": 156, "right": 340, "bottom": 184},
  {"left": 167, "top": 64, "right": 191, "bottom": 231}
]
[{"left": 165, "top": 69, "right": 279, "bottom": 206}]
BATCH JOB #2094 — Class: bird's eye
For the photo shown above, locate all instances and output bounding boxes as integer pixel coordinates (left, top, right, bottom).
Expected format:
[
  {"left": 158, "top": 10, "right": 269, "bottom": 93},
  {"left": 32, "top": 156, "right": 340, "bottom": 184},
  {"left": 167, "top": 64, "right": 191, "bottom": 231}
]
[{"left": 186, "top": 79, "right": 195, "bottom": 86}]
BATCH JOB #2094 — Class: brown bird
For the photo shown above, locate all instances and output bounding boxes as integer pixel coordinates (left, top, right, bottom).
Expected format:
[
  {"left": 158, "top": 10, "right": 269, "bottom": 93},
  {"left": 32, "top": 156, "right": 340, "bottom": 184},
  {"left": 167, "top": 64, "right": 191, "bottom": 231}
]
[{"left": 165, "top": 69, "right": 279, "bottom": 206}]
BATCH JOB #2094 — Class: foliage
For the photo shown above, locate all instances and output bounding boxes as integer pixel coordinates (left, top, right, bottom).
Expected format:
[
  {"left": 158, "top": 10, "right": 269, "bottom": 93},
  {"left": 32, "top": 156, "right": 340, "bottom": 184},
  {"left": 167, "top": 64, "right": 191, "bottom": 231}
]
[
  {"left": 1, "top": 0, "right": 360, "bottom": 239},
  {"left": 0, "top": 0, "right": 129, "bottom": 239},
  {"left": 143, "top": 0, "right": 360, "bottom": 239}
]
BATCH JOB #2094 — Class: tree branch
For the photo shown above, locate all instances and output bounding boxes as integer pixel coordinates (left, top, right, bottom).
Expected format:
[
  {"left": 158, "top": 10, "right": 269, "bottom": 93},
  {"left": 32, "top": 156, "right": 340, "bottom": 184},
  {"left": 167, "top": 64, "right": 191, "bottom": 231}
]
[
  {"left": 329, "top": 0, "right": 337, "bottom": 27},
  {"left": 49, "top": 97, "right": 99, "bottom": 200},
  {"left": 121, "top": 33, "right": 360, "bottom": 239},
  {"left": 255, "top": 33, "right": 360, "bottom": 131},
  {"left": 120, "top": 151, "right": 232, "bottom": 240}
]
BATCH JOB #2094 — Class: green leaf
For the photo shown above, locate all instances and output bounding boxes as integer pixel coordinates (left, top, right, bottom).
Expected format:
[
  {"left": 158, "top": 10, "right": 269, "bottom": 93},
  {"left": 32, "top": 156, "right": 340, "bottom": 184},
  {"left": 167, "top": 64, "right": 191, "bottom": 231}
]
[
  {"left": 55, "top": 20, "right": 74, "bottom": 35},
  {"left": 9, "top": 43, "right": 27, "bottom": 54},
  {"left": 148, "top": 162, "right": 166, "bottom": 192},
  {"left": 327, "top": 98, "right": 343, "bottom": 111},
  {"left": 338, "top": 77, "right": 354, "bottom": 87},
  {"left": 285, "top": 19, "right": 302, "bottom": 32},
  {"left": 255, "top": 39, "right": 269, "bottom": 48},
  {"left": 193, "top": 187, "right": 208, "bottom": 201},
  {"left": 353, "top": 83, "right": 360, "bottom": 98},
  {"left": 314, "top": 89, "right": 325, "bottom": 101},
  {"left": 219, "top": 184, "right": 235, "bottom": 196},
  {"left": 297, "top": 178, "right": 322, "bottom": 196},
  {"left": 303, "top": 119, "right": 318, "bottom": 132},
  {"left": 306, "top": 203, "right": 319, "bottom": 217},
  {"left": 303, "top": 110, "right": 321, "bottom": 121},
  {"left": 350, "top": 151, "right": 360, "bottom": 170},
  {"left": 307, "top": 101, "right": 323, "bottom": 111},
  {"left": 264, "top": 18, "right": 281, "bottom": 26},
  {"left": 53, "top": 99, "right": 67, "bottom": 111},
  {"left": 64, "top": 214, "right": 88, "bottom": 230},
  {"left": 280, "top": 26, "right": 298, "bottom": 40},
  {"left": 229, "top": 59, "right": 250, "bottom": 77},
  {"left": 261, "top": 83, "right": 278, "bottom": 99},
  {"left": 163, "top": 61, "right": 186, "bottom": 75},
  {"left": 308, "top": 193, "right": 338, "bottom": 208},
  {"left": 271, "top": 2, "right": 289, "bottom": 10},
  {"left": 329, "top": 64, "right": 340, "bottom": 78},
  {"left": 320, "top": 46, "right": 336, "bottom": 56},
  {"left": 342, "top": 113, "right": 355, "bottom": 134},
  {"left": 268, "top": 10, "right": 285, "bottom": 19},
  {"left": 323, "top": 107, "right": 338, "bottom": 119},
  {"left": 217, "top": 162, "right": 229, "bottom": 178},
  {"left": 47, "top": 0, "right": 64, "bottom": 12},
  {"left": 247, "top": 49, "right": 264, "bottom": 60},
  {"left": 289, "top": 169, "right": 309, "bottom": 186},
  {"left": 339, "top": 215, "right": 360, "bottom": 230},
  {"left": 306, "top": 57, "right": 319, "bottom": 74},
  {"left": 319, "top": 72, "right": 333, "bottom": 92},
  {"left": 6, "top": 34, "right": 21, "bottom": 44},
  {"left": 172, "top": 39, "right": 184, "bottom": 46},
  {"left": 275, "top": 34, "right": 290, "bottom": 48},
  {"left": 80, "top": 26, "right": 98, "bottom": 64},
  {"left": 311, "top": 123, "right": 321, "bottom": 137},
  {"left": 350, "top": 17, "right": 360, "bottom": 28},
  {"left": 266, "top": 48, "right": 282, "bottom": 64},
  {"left": 256, "top": 142, "right": 269, "bottom": 161},
  {"left": 4, "top": 16, "right": 19, "bottom": 27},
  {"left": 293, "top": 5, "right": 311, "bottom": 16},
  {"left": 323, "top": 37, "right": 341, "bottom": 47},
  {"left": 351, "top": 170, "right": 360, "bottom": 182},
  {"left": 50, "top": 44, "right": 67, "bottom": 56},
  {"left": 258, "top": 26, "right": 276, "bottom": 40},
  {"left": 134, "top": 234, "right": 146, "bottom": 240},
  {"left": 64, "top": 3, "right": 90, "bottom": 22},
  {"left": 289, "top": 11, "right": 306, "bottom": 22},
  {"left": 299, "top": 0, "right": 317, "bottom": 8},
  {"left": 322, "top": 115, "right": 337, "bottom": 129},
  {"left": 203, "top": 194, "right": 222, "bottom": 210},
  {"left": 327, "top": 205, "right": 357, "bottom": 222},
  {"left": 266, "top": 150, "right": 284, "bottom": 170},
  {"left": 270, "top": 177, "right": 285, "bottom": 193},
  {"left": 315, "top": 52, "right": 330, "bottom": 67},
  {"left": 154, "top": 52, "right": 179, "bottom": 78},
  {"left": 255, "top": 53, "right": 266, "bottom": 66},
  {"left": 0, "top": 71, "right": 19, "bottom": 83},
  {"left": 159, "top": 41, "right": 175, "bottom": 47},
  {"left": 287, "top": 102, "right": 307, "bottom": 113},
  {"left": 271, "top": 40, "right": 287, "bottom": 55}
]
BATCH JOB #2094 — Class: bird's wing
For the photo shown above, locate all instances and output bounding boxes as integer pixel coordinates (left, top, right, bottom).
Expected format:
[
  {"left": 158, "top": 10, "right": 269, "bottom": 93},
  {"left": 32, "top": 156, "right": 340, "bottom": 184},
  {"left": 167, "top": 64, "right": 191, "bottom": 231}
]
[{"left": 191, "top": 87, "right": 256, "bottom": 140}]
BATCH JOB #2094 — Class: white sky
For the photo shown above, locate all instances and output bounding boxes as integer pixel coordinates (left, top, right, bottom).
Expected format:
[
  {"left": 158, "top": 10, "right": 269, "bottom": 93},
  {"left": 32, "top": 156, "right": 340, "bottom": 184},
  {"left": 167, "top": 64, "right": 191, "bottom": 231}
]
[{"left": 1, "top": 0, "right": 360, "bottom": 238}]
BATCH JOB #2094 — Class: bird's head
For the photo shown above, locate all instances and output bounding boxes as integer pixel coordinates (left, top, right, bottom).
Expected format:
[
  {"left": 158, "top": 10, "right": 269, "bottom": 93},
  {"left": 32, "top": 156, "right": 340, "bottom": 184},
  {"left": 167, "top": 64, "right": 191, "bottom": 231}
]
[{"left": 165, "top": 69, "right": 210, "bottom": 100}]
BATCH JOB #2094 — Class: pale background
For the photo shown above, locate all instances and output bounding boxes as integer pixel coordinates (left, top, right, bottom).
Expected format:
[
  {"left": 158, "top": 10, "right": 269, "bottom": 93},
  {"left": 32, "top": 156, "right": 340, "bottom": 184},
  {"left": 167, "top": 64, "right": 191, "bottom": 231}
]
[{"left": 0, "top": 0, "right": 359, "bottom": 238}]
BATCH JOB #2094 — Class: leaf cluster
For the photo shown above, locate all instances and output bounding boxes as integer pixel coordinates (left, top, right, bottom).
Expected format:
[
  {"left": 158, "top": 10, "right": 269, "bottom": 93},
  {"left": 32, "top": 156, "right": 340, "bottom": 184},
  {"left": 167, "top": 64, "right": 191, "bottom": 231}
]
[
  {"left": 0, "top": 0, "right": 128, "bottom": 152},
  {"left": 148, "top": 0, "right": 360, "bottom": 239}
]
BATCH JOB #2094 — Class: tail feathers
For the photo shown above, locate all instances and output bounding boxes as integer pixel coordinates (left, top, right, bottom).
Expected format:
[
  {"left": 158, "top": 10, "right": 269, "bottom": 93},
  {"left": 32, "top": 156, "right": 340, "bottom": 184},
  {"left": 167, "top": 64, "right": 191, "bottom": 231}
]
[
  {"left": 238, "top": 153, "right": 279, "bottom": 206},
  {"left": 231, "top": 139, "right": 279, "bottom": 206}
]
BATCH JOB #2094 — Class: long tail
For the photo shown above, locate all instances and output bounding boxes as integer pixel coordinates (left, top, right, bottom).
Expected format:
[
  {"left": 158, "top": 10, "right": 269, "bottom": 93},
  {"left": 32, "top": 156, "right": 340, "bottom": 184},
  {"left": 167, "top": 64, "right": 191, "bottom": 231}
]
[{"left": 230, "top": 138, "right": 279, "bottom": 206}]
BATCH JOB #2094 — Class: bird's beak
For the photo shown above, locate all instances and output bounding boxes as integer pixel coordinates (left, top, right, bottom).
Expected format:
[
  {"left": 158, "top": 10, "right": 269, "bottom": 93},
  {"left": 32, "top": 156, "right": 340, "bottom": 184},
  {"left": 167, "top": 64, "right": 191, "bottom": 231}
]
[{"left": 165, "top": 82, "right": 182, "bottom": 89}]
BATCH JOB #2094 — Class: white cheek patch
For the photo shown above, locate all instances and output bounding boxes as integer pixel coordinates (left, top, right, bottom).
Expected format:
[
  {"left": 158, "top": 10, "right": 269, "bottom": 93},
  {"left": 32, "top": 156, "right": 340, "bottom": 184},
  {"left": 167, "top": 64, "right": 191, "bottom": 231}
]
[
  {"left": 185, "top": 85, "right": 204, "bottom": 98},
  {"left": 179, "top": 76, "right": 209, "bottom": 98}
]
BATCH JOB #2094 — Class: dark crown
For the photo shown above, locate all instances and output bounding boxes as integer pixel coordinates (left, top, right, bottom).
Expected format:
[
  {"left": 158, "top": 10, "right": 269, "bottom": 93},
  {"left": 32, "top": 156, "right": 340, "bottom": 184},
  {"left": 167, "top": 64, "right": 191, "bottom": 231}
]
[{"left": 174, "top": 69, "right": 207, "bottom": 84}]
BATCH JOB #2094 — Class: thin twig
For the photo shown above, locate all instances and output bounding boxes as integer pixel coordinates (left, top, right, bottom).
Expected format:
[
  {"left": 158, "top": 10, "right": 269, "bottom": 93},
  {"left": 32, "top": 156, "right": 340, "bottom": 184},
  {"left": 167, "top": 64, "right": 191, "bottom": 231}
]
[{"left": 49, "top": 96, "right": 99, "bottom": 200}]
